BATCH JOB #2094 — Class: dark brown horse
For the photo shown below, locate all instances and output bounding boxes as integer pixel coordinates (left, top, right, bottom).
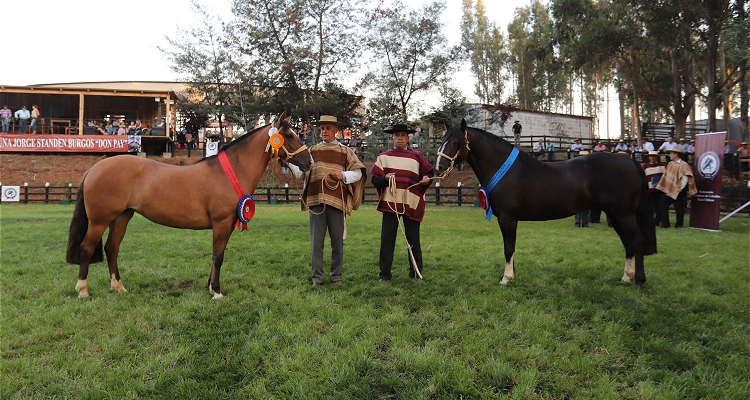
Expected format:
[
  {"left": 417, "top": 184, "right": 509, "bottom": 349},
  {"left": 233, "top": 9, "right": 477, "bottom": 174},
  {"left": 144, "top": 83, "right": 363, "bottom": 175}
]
[
  {"left": 66, "top": 112, "right": 312, "bottom": 299},
  {"left": 435, "top": 119, "right": 656, "bottom": 286}
]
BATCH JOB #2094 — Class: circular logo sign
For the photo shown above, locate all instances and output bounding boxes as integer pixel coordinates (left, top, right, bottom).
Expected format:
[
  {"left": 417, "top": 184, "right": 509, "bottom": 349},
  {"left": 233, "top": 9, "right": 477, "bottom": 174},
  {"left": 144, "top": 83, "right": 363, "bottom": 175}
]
[{"left": 697, "top": 151, "right": 720, "bottom": 179}]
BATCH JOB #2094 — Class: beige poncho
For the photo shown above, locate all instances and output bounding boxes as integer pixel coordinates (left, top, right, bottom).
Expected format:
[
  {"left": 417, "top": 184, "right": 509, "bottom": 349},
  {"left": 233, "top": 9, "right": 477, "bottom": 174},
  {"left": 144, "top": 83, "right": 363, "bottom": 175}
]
[
  {"left": 656, "top": 159, "right": 697, "bottom": 200},
  {"left": 302, "top": 142, "right": 366, "bottom": 215}
]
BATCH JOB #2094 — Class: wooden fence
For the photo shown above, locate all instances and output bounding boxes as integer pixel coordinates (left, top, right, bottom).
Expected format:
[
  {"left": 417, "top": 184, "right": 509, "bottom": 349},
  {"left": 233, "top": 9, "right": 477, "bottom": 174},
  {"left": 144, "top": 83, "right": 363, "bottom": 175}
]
[{"left": 4, "top": 185, "right": 749, "bottom": 215}]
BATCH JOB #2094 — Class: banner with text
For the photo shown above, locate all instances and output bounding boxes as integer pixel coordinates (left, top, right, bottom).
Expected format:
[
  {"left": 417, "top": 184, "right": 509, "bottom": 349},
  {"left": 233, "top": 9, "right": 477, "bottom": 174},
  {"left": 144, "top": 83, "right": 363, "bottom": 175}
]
[
  {"left": 690, "top": 132, "right": 725, "bottom": 231},
  {"left": 0, "top": 134, "right": 129, "bottom": 153}
]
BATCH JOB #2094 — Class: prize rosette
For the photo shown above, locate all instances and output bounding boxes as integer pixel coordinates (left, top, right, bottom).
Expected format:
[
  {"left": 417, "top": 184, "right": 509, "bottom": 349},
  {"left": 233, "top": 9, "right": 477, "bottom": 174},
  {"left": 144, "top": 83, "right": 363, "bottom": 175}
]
[
  {"left": 478, "top": 188, "right": 489, "bottom": 210},
  {"left": 269, "top": 133, "right": 284, "bottom": 151},
  {"left": 237, "top": 195, "right": 256, "bottom": 224}
]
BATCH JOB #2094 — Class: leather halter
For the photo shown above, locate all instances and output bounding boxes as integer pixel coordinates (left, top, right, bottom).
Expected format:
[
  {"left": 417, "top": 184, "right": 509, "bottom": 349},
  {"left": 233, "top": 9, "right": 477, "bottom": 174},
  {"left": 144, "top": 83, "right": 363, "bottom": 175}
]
[{"left": 437, "top": 129, "right": 470, "bottom": 177}]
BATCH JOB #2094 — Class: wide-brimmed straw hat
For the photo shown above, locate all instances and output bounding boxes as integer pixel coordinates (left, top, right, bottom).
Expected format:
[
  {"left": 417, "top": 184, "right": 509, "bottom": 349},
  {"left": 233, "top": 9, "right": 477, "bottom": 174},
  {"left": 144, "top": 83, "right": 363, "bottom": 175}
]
[
  {"left": 310, "top": 115, "right": 346, "bottom": 126},
  {"left": 647, "top": 150, "right": 660, "bottom": 156},
  {"left": 666, "top": 148, "right": 684, "bottom": 154},
  {"left": 383, "top": 124, "right": 416, "bottom": 134}
]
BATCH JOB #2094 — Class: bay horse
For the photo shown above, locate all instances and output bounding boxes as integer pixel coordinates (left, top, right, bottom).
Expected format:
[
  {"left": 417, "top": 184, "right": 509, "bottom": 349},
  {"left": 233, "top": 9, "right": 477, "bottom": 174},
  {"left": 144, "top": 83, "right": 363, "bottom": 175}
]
[
  {"left": 435, "top": 119, "right": 656, "bottom": 286},
  {"left": 66, "top": 112, "right": 312, "bottom": 299}
]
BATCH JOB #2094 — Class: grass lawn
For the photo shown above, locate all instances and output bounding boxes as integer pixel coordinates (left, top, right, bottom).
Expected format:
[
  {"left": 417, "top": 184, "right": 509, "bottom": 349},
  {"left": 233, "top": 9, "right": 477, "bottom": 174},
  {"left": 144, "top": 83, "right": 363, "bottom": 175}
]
[{"left": 1, "top": 203, "right": 748, "bottom": 399}]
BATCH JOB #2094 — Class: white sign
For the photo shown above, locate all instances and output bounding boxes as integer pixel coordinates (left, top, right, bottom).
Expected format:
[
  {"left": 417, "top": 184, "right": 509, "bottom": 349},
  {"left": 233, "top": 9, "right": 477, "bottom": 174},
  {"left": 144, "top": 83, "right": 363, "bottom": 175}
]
[
  {"left": 205, "top": 141, "right": 219, "bottom": 157},
  {"left": 2, "top": 186, "right": 21, "bottom": 202}
]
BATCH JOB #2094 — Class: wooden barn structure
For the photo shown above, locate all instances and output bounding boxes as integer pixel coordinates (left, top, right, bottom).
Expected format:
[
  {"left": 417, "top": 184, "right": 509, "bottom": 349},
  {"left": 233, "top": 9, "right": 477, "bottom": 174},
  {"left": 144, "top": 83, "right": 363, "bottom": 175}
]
[{"left": 0, "top": 82, "right": 184, "bottom": 154}]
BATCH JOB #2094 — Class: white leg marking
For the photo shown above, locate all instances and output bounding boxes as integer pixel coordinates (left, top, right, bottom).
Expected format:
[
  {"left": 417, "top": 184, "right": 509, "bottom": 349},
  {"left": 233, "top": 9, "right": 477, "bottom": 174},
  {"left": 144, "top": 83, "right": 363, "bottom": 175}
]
[
  {"left": 621, "top": 257, "right": 635, "bottom": 282},
  {"left": 500, "top": 255, "right": 515, "bottom": 285},
  {"left": 209, "top": 283, "right": 223, "bottom": 299},
  {"left": 75, "top": 279, "right": 89, "bottom": 298},
  {"left": 110, "top": 274, "right": 127, "bottom": 293}
]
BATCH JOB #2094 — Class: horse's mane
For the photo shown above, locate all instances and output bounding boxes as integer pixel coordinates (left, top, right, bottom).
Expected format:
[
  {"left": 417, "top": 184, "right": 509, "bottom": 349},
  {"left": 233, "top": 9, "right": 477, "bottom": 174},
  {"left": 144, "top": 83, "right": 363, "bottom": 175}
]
[
  {"left": 194, "top": 121, "right": 290, "bottom": 164},
  {"left": 462, "top": 125, "right": 545, "bottom": 168}
]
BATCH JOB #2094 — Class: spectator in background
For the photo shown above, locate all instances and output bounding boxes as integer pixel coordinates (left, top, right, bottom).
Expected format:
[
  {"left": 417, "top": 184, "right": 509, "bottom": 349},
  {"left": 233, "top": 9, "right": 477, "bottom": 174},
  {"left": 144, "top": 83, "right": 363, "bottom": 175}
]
[
  {"left": 686, "top": 139, "right": 696, "bottom": 156},
  {"left": 736, "top": 142, "right": 750, "bottom": 171},
  {"left": 185, "top": 131, "right": 193, "bottom": 149},
  {"left": 658, "top": 136, "right": 678, "bottom": 153},
  {"left": 0, "top": 105, "right": 12, "bottom": 133},
  {"left": 571, "top": 138, "right": 584, "bottom": 156},
  {"left": 533, "top": 139, "right": 545, "bottom": 159},
  {"left": 676, "top": 137, "right": 689, "bottom": 152},
  {"left": 14, "top": 106, "right": 30, "bottom": 134},
  {"left": 512, "top": 120, "right": 522, "bottom": 147},
  {"left": 642, "top": 151, "right": 667, "bottom": 226},
  {"left": 641, "top": 138, "right": 656, "bottom": 154},
  {"left": 593, "top": 141, "right": 607, "bottom": 152},
  {"left": 545, "top": 139, "right": 555, "bottom": 161},
  {"left": 117, "top": 121, "right": 128, "bottom": 135},
  {"left": 614, "top": 139, "right": 629, "bottom": 153},
  {"left": 108, "top": 120, "right": 119, "bottom": 134},
  {"left": 30, "top": 105, "right": 41, "bottom": 133},
  {"left": 630, "top": 140, "right": 643, "bottom": 161}
]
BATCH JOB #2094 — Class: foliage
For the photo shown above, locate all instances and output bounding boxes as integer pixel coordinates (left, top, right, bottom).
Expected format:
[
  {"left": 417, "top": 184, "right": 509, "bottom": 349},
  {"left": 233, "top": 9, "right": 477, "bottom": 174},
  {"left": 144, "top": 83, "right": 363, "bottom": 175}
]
[
  {"left": 460, "top": 0, "right": 506, "bottom": 105},
  {"left": 2, "top": 204, "right": 749, "bottom": 398},
  {"left": 364, "top": 0, "right": 459, "bottom": 119},
  {"left": 227, "top": 0, "right": 364, "bottom": 122},
  {"left": 162, "top": 1, "right": 237, "bottom": 138},
  {"left": 507, "top": 0, "right": 569, "bottom": 112}
]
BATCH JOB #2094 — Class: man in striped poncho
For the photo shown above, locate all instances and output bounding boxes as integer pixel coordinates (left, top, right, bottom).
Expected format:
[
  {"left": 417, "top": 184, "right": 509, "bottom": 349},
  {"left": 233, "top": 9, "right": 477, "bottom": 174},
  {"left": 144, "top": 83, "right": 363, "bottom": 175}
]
[
  {"left": 302, "top": 115, "right": 366, "bottom": 286},
  {"left": 371, "top": 124, "right": 434, "bottom": 282}
]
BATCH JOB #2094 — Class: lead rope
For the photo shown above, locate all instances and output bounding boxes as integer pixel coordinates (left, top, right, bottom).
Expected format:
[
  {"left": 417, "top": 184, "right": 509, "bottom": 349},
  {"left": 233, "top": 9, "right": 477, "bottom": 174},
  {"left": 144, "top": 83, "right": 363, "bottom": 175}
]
[
  {"left": 287, "top": 143, "right": 348, "bottom": 238},
  {"left": 384, "top": 174, "right": 444, "bottom": 280}
]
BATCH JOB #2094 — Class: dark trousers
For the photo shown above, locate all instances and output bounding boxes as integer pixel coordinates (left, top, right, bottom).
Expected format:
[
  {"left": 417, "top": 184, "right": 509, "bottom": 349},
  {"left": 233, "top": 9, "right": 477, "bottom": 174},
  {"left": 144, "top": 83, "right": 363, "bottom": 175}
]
[
  {"left": 574, "top": 210, "right": 589, "bottom": 227},
  {"left": 379, "top": 212, "right": 422, "bottom": 280},
  {"left": 650, "top": 191, "right": 663, "bottom": 225},
  {"left": 659, "top": 188, "right": 687, "bottom": 228}
]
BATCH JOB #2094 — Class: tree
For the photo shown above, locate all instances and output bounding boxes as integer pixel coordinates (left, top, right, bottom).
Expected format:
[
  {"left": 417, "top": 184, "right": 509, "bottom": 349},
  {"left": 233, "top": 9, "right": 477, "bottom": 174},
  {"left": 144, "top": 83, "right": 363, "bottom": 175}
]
[
  {"left": 461, "top": 0, "right": 506, "bottom": 104},
  {"left": 227, "top": 0, "right": 364, "bottom": 122},
  {"left": 507, "top": 0, "right": 568, "bottom": 112},
  {"left": 162, "top": 1, "right": 237, "bottom": 140},
  {"left": 364, "top": 0, "right": 459, "bottom": 120}
]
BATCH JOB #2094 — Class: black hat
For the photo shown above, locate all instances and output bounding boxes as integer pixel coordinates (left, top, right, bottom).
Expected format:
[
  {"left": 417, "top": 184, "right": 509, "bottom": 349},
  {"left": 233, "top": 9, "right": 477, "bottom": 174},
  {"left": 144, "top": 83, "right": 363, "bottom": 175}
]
[{"left": 384, "top": 124, "right": 416, "bottom": 134}]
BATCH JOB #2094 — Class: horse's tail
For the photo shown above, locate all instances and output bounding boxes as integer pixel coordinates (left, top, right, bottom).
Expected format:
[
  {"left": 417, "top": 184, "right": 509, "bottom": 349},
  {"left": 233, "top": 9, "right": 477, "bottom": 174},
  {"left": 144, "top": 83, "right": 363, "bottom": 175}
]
[
  {"left": 635, "top": 160, "right": 657, "bottom": 255},
  {"left": 66, "top": 176, "right": 103, "bottom": 264}
]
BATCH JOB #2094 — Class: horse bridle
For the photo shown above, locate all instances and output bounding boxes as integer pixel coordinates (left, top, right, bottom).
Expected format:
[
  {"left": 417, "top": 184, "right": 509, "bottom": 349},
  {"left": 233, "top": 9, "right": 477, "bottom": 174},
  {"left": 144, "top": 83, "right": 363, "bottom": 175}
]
[
  {"left": 278, "top": 126, "right": 309, "bottom": 162},
  {"left": 436, "top": 129, "right": 470, "bottom": 177}
]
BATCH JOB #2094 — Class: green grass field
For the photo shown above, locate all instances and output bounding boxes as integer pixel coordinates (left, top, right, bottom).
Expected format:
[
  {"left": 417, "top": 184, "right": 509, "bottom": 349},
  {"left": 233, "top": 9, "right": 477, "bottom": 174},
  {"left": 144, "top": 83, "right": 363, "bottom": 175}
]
[{"left": 1, "top": 204, "right": 748, "bottom": 399}]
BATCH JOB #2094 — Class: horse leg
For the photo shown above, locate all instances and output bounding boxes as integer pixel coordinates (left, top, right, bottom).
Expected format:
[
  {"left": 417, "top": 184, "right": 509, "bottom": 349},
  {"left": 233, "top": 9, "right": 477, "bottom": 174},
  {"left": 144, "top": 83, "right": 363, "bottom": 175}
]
[
  {"left": 498, "top": 217, "right": 518, "bottom": 285},
  {"left": 104, "top": 210, "right": 135, "bottom": 293},
  {"left": 207, "top": 226, "right": 232, "bottom": 299},
  {"left": 75, "top": 224, "right": 108, "bottom": 298},
  {"left": 611, "top": 215, "right": 646, "bottom": 286}
]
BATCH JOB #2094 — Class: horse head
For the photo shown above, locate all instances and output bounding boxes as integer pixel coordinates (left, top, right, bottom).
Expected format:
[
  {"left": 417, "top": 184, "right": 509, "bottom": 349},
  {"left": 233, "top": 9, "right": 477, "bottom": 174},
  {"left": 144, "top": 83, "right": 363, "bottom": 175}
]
[
  {"left": 434, "top": 118, "right": 470, "bottom": 177},
  {"left": 274, "top": 111, "right": 313, "bottom": 171}
]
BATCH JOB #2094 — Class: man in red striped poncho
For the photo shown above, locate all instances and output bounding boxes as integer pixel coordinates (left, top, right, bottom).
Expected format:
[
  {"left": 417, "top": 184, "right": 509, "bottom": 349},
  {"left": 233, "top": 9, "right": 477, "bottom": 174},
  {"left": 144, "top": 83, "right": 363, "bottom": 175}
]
[{"left": 370, "top": 124, "right": 434, "bottom": 282}]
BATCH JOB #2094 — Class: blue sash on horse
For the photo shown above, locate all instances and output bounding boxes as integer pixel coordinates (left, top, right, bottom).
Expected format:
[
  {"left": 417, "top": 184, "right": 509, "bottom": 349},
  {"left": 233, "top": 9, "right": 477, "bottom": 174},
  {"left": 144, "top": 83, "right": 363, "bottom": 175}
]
[{"left": 480, "top": 147, "right": 518, "bottom": 222}]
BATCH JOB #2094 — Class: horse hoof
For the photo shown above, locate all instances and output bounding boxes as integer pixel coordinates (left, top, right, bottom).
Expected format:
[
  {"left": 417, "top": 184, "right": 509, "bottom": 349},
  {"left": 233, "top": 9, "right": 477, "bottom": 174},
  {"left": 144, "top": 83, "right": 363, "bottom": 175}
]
[
  {"left": 621, "top": 274, "right": 632, "bottom": 283},
  {"left": 500, "top": 277, "right": 512, "bottom": 285},
  {"left": 77, "top": 290, "right": 89, "bottom": 298},
  {"left": 212, "top": 292, "right": 224, "bottom": 300},
  {"left": 110, "top": 280, "right": 127, "bottom": 293}
]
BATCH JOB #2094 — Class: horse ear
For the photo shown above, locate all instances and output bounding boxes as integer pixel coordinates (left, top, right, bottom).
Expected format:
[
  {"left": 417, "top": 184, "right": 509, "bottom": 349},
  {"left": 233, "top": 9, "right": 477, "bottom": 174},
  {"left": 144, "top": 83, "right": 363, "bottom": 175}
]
[
  {"left": 276, "top": 111, "right": 287, "bottom": 126},
  {"left": 461, "top": 118, "right": 467, "bottom": 131}
]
